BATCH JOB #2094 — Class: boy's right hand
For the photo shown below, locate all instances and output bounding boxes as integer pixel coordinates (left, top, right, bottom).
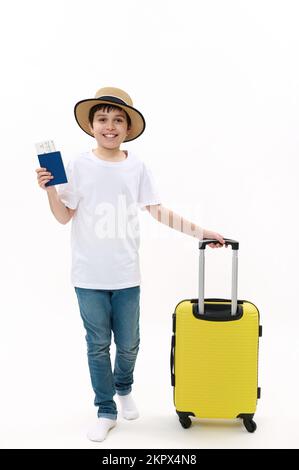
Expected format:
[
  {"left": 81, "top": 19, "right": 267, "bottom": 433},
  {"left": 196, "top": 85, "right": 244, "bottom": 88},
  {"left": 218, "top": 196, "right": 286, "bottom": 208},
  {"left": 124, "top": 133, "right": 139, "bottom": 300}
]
[{"left": 36, "top": 167, "right": 55, "bottom": 192}]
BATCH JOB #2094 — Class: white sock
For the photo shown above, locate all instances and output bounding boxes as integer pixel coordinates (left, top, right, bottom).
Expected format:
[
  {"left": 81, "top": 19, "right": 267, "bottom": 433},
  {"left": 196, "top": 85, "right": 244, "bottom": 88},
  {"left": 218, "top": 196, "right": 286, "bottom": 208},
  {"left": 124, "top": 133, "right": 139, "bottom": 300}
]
[
  {"left": 117, "top": 392, "right": 139, "bottom": 420},
  {"left": 87, "top": 418, "right": 117, "bottom": 442}
]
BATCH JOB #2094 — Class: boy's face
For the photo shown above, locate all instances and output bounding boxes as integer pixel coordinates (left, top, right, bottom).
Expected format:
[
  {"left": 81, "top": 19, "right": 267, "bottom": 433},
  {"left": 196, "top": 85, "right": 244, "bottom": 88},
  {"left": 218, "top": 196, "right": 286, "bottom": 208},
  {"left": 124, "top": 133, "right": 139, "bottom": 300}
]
[{"left": 89, "top": 108, "right": 130, "bottom": 149}]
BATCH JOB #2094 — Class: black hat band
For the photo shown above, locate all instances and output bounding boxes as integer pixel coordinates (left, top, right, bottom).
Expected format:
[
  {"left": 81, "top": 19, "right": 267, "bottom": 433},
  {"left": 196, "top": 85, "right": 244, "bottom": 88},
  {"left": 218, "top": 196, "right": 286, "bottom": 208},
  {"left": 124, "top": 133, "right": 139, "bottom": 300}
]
[{"left": 98, "top": 95, "right": 128, "bottom": 106}]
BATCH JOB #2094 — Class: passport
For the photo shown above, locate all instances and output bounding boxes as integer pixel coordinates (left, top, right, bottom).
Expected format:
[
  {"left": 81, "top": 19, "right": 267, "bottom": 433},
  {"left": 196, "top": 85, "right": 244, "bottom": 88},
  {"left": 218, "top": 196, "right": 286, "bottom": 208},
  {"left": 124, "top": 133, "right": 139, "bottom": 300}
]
[{"left": 36, "top": 140, "right": 68, "bottom": 187}]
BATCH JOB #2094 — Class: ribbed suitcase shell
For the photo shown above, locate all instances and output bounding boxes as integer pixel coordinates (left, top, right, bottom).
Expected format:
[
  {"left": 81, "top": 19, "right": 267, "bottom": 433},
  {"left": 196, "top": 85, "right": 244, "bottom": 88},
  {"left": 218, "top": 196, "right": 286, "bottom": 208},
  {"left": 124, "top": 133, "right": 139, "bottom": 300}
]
[{"left": 173, "top": 299, "right": 260, "bottom": 419}]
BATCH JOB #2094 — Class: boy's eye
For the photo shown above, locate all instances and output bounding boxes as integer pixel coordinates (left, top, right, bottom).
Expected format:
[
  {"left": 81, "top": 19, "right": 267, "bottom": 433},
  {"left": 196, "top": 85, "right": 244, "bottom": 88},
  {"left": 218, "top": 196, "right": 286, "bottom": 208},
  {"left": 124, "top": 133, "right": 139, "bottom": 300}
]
[{"left": 97, "top": 118, "right": 123, "bottom": 122}]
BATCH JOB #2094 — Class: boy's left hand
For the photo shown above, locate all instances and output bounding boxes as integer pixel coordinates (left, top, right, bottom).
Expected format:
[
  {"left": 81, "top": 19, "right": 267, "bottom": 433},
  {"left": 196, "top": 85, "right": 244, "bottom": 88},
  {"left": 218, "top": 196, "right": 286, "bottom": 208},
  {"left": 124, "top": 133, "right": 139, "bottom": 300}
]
[{"left": 202, "top": 229, "right": 228, "bottom": 249}]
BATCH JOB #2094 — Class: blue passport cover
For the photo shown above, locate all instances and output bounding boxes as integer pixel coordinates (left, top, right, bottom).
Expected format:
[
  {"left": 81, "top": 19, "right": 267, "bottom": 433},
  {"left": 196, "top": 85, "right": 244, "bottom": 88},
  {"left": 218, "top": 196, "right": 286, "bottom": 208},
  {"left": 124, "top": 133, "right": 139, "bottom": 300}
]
[{"left": 38, "top": 151, "right": 68, "bottom": 186}]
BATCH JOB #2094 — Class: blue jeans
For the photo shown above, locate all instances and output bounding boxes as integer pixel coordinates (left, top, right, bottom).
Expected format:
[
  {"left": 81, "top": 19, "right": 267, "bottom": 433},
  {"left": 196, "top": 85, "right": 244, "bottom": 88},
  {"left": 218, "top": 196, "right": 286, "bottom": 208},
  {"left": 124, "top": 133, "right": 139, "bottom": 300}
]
[{"left": 74, "top": 285, "right": 140, "bottom": 420}]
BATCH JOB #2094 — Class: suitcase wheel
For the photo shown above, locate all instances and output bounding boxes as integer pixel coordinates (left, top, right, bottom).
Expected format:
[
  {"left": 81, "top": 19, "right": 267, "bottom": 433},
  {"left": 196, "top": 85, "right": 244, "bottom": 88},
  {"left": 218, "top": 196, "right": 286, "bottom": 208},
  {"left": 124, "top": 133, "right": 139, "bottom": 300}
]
[
  {"left": 243, "top": 418, "right": 257, "bottom": 433},
  {"left": 179, "top": 416, "right": 192, "bottom": 429}
]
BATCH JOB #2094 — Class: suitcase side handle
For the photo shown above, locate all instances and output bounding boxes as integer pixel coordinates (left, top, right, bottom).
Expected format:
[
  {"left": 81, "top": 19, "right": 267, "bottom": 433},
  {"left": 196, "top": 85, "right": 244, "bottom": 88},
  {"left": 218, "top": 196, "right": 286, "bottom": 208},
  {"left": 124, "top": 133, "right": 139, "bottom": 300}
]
[
  {"left": 170, "top": 335, "right": 175, "bottom": 386},
  {"left": 198, "top": 238, "right": 239, "bottom": 316}
]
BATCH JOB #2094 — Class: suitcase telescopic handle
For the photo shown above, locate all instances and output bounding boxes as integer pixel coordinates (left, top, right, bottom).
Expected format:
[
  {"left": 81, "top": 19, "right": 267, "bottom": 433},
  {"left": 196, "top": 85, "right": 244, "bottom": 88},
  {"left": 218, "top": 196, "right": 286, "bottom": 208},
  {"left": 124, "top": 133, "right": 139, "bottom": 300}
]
[
  {"left": 198, "top": 238, "right": 239, "bottom": 316},
  {"left": 199, "top": 238, "right": 239, "bottom": 250}
]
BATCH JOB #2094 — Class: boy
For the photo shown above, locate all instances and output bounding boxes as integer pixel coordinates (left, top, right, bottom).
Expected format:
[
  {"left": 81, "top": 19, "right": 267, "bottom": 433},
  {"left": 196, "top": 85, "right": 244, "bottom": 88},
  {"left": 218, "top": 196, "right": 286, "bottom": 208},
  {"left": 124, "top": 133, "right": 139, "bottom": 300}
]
[{"left": 36, "top": 87, "right": 225, "bottom": 442}]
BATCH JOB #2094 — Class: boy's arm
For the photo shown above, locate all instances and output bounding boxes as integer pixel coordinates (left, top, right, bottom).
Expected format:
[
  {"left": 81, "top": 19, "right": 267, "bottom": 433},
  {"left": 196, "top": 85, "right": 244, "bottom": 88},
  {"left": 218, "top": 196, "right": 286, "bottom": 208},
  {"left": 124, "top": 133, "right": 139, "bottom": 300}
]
[
  {"left": 36, "top": 167, "right": 75, "bottom": 224},
  {"left": 47, "top": 187, "right": 75, "bottom": 225},
  {"left": 145, "top": 204, "right": 225, "bottom": 247}
]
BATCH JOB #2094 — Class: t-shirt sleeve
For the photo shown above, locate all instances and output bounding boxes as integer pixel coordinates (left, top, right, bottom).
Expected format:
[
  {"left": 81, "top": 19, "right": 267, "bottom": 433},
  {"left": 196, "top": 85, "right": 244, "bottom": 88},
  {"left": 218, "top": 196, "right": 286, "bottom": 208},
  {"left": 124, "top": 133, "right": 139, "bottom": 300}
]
[
  {"left": 138, "top": 163, "right": 162, "bottom": 211},
  {"left": 56, "top": 159, "right": 80, "bottom": 210}
]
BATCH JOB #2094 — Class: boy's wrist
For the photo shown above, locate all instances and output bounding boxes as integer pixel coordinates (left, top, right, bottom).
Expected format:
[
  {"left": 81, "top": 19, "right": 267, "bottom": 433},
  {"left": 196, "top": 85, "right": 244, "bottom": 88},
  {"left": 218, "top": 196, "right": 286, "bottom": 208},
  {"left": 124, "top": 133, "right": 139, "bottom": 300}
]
[
  {"left": 46, "top": 186, "right": 57, "bottom": 196},
  {"left": 194, "top": 226, "right": 204, "bottom": 240}
]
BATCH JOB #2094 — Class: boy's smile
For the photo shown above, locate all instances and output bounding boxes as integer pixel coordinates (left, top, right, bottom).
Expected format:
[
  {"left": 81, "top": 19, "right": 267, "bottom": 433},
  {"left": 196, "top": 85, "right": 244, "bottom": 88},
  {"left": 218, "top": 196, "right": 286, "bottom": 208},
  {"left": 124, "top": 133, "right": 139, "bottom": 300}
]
[{"left": 89, "top": 108, "right": 130, "bottom": 151}]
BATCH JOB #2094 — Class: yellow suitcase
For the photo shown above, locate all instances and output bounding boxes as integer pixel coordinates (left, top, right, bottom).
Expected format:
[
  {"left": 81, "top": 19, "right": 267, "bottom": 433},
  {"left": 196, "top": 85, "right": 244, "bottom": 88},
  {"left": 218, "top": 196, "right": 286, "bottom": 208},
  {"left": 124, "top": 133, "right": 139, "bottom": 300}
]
[{"left": 170, "top": 239, "right": 262, "bottom": 432}]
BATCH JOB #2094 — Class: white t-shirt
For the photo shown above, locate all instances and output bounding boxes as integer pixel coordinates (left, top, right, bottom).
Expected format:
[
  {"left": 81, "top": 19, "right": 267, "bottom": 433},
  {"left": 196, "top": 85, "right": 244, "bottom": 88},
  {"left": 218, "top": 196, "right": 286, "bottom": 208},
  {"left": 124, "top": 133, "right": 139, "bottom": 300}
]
[{"left": 57, "top": 149, "right": 161, "bottom": 289}]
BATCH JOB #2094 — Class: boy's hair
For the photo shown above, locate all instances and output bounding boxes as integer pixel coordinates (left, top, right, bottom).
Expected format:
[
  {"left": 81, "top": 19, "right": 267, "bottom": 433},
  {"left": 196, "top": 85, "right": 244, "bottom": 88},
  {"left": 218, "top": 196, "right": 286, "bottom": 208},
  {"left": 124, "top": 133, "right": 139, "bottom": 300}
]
[{"left": 89, "top": 104, "right": 131, "bottom": 129}]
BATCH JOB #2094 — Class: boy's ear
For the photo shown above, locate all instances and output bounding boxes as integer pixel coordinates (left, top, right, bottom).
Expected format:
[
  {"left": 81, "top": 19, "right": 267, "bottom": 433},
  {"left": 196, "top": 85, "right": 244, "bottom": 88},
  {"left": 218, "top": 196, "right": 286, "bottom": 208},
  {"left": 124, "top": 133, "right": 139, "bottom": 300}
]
[{"left": 88, "top": 123, "right": 94, "bottom": 136}]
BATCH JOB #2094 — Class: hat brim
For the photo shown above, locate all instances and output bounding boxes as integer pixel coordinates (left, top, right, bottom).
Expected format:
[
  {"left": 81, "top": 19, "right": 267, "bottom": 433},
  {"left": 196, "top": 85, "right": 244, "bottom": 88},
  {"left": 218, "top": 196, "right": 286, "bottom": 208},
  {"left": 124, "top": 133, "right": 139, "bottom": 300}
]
[{"left": 74, "top": 99, "right": 146, "bottom": 142}]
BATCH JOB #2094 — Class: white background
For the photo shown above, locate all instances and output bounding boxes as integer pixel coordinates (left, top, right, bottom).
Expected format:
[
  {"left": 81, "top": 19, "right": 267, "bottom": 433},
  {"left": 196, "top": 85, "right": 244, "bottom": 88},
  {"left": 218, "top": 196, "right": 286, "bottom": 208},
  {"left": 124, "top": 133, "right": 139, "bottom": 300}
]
[{"left": 0, "top": 0, "right": 299, "bottom": 449}]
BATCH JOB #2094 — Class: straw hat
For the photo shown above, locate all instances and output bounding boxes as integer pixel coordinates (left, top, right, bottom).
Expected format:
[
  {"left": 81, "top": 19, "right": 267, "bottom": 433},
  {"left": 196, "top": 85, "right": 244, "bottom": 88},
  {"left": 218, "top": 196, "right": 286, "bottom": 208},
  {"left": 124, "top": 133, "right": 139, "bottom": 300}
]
[{"left": 74, "top": 87, "right": 146, "bottom": 142}]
